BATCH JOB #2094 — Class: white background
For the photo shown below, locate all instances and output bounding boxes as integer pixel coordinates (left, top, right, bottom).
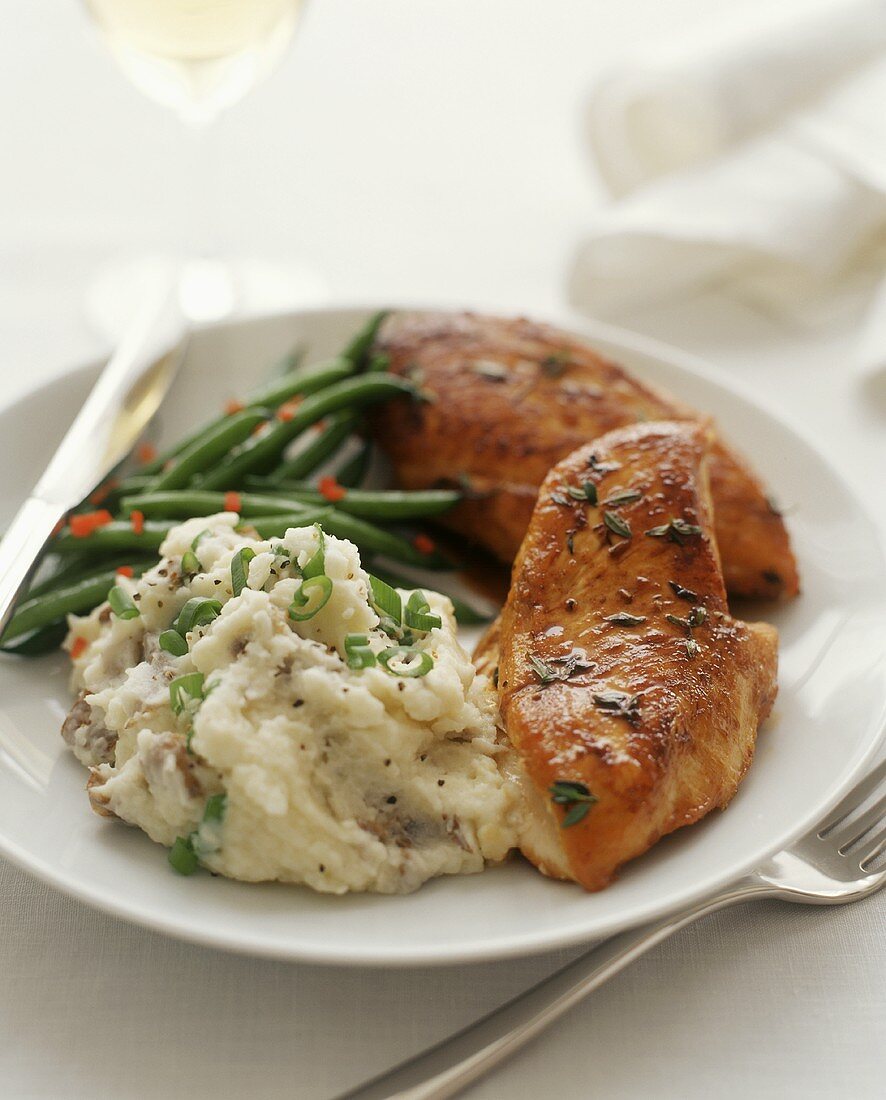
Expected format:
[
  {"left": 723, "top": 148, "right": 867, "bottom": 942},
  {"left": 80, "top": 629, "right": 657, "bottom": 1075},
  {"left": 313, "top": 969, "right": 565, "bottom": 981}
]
[{"left": 1, "top": 1, "right": 884, "bottom": 1097}]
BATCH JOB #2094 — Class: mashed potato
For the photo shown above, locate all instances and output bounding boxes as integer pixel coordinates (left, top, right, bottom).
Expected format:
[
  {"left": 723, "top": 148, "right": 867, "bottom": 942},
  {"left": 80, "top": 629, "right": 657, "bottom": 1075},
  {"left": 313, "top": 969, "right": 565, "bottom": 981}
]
[{"left": 62, "top": 514, "right": 519, "bottom": 894}]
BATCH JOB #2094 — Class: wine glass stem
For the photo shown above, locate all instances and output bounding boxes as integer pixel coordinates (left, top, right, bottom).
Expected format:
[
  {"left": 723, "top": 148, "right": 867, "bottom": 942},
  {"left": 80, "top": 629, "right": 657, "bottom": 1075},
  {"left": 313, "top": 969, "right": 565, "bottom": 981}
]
[{"left": 179, "top": 114, "right": 236, "bottom": 322}]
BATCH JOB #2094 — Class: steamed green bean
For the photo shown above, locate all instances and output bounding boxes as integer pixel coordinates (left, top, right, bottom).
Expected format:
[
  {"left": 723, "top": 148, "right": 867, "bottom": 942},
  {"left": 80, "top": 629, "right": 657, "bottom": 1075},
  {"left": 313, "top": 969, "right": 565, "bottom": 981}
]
[
  {"left": 198, "top": 375, "right": 415, "bottom": 490},
  {"left": 145, "top": 408, "right": 269, "bottom": 492},
  {"left": 274, "top": 412, "right": 356, "bottom": 481}
]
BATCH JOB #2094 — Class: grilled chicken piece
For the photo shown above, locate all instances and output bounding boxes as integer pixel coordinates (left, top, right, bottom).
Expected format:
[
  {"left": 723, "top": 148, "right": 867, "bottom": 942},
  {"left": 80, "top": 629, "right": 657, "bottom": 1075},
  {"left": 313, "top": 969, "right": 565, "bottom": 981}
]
[
  {"left": 493, "top": 420, "right": 778, "bottom": 891},
  {"left": 370, "top": 311, "right": 798, "bottom": 601}
]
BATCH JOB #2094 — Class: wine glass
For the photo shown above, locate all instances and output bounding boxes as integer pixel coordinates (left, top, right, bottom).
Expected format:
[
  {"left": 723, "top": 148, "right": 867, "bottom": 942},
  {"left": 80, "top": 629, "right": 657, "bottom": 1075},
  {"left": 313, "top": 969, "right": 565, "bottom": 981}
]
[{"left": 82, "top": 0, "right": 325, "bottom": 335}]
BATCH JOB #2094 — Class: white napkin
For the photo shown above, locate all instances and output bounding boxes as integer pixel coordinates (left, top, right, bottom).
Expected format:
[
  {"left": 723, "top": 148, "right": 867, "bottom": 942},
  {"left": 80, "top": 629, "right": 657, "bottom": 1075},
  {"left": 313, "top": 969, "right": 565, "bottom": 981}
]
[{"left": 570, "top": 0, "right": 886, "bottom": 373}]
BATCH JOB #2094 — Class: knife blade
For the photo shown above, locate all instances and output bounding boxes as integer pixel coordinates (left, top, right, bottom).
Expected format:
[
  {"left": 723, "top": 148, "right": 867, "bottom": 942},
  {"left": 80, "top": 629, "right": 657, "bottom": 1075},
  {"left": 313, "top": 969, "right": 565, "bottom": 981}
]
[{"left": 0, "top": 278, "right": 188, "bottom": 637}]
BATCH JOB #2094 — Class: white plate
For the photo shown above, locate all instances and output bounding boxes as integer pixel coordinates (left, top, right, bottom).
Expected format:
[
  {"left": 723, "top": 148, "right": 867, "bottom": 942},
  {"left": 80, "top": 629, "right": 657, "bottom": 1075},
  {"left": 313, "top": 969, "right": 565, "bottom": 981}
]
[{"left": 1, "top": 307, "right": 884, "bottom": 966}]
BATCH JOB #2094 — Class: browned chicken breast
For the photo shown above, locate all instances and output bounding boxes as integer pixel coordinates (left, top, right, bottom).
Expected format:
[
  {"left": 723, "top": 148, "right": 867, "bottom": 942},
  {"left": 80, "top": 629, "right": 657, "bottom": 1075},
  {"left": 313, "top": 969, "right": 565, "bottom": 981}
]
[
  {"left": 370, "top": 311, "right": 799, "bottom": 602},
  {"left": 491, "top": 420, "right": 778, "bottom": 891}
]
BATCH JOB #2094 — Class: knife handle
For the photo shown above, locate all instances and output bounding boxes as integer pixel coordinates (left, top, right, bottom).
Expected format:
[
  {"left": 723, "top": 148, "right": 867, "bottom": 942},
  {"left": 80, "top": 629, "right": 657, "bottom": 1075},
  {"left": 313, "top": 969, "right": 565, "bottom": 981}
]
[{"left": 0, "top": 497, "right": 66, "bottom": 637}]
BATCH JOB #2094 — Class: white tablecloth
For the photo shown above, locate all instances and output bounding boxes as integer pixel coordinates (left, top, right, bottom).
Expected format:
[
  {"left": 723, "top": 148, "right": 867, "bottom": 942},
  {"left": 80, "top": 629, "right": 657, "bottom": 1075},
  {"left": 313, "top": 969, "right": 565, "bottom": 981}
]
[{"left": 1, "top": 2, "right": 883, "bottom": 1097}]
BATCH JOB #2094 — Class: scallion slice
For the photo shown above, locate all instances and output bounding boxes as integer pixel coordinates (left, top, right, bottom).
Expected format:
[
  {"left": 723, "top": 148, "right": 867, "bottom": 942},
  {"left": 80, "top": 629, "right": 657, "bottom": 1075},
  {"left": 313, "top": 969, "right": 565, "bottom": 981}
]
[
  {"left": 172, "top": 597, "right": 222, "bottom": 636},
  {"left": 108, "top": 585, "right": 140, "bottom": 620},
  {"left": 203, "top": 792, "right": 227, "bottom": 823},
  {"left": 378, "top": 646, "right": 434, "bottom": 678},
  {"left": 169, "top": 671, "right": 205, "bottom": 715},
  {"left": 191, "top": 529, "right": 211, "bottom": 550},
  {"left": 404, "top": 590, "right": 442, "bottom": 633},
  {"left": 168, "top": 835, "right": 198, "bottom": 875},
  {"left": 344, "top": 632, "right": 376, "bottom": 669},
  {"left": 181, "top": 550, "right": 201, "bottom": 575},
  {"left": 289, "top": 575, "right": 333, "bottom": 621},
  {"left": 230, "top": 546, "right": 256, "bottom": 597},
  {"left": 301, "top": 524, "right": 326, "bottom": 579},
  {"left": 158, "top": 629, "right": 188, "bottom": 657},
  {"left": 369, "top": 574, "right": 402, "bottom": 634}
]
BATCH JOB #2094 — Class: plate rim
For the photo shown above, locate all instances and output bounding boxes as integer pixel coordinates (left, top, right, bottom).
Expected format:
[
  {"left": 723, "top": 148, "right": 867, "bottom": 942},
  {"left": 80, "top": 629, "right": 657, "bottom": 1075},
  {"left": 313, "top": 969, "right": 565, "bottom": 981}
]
[{"left": 0, "top": 302, "right": 884, "bottom": 967}]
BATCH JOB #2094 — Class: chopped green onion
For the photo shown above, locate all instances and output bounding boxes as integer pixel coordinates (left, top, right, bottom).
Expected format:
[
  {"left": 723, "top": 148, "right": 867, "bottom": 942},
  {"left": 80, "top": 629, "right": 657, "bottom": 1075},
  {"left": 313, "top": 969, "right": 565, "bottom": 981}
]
[
  {"left": 378, "top": 646, "right": 434, "bottom": 678},
  {"left": 344, "top": 632, "right": 376, "bottom": 669},
  {"left": 172, "top": 597, "right": 222, "bottom": 636},
  {"left": 168, "top": 835, "right": 198, "bottom": 876},
  {"left": 191, "top": 529, "right": 211, "bottom": 550},
  {"left": 181, "top": 550, "right": 201, "bottom": 575},
  {"left": 108, "top": 585, "right": 140, "bottom": 620},
  {"left": 404, "top": 590, "right": 442, "bottom": 633},
  {"left": 159, "top": 629, "right": 188, "bottom": 656},
  {"left": 369, "top": 574, "right": 402, "bottom": 632},
  {"left": 289, "top": 575, "right": 333, "bottom": 621},
  {"left": 169, "top": 672, "right": 205, "bottom": 715},
  {"left": 231, "top": 547, "right": 256, "bottom": 597},
  {"left": 302, "top": 525, "right": 326, "bottom": 579},
  {"left": 203, "top": 792, "right": 227, "bottom": 823}
]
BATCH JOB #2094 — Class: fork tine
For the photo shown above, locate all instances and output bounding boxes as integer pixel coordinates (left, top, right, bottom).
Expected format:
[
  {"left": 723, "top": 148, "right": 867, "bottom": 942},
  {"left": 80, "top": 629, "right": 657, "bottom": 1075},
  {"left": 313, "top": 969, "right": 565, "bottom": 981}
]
[
  {"left": 830, "top": 792, "right": 886, "bottom": 852},
  {"left": 817, "top": 758, "right": 886, "bottom": 836},
  {"left": 859, "top": 824, "right": 886, "bottom": 868}
]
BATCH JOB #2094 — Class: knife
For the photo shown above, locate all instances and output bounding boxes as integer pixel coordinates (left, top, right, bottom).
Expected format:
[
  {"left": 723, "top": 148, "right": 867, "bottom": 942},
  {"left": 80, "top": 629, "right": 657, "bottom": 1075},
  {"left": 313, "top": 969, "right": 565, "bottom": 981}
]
[{"left": 0, "top": 278, "right": 188, "bottom": 637}]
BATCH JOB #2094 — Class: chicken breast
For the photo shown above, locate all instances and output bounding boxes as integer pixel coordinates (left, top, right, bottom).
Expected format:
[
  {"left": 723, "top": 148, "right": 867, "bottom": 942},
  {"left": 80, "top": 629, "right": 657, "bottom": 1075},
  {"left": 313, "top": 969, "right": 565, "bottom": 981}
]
[
  {"left": 370, "top": 311, "right": 799, "bottom": 602},
  {"left": 492, "top": 420, "right": 778, "bottom": 891}
]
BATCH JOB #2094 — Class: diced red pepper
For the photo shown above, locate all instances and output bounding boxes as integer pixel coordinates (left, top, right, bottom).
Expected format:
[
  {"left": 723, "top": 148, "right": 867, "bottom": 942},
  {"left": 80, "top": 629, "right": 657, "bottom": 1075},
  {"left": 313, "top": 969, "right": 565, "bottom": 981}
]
[
  {"left": 69, "top": 510, "right": 114, "bottom": 538},
  {"left": 413, "top": 533, "right": 436, "bottom": 556},
  {"left": 70, "top": 636, "right": 88, "bottom": 660},
  {"left": 88, "top": 478, "right": 118, "bottom": 506},
  {"left": 136, "top": 442, "right": 157, "bottom": 465},
  {"left": 277, "top": 398, "right": 302, "bottom": 422},
  {"left": 130, "top": 510, "right": 145, "bottom": 535},
  {"left": 224, "top": 491, "right": 242, "bottom": 513},
  {"left": 317, "top": 476, "right": 347, "bottom": 503},
  {"left": 224, "top": 399, "right": 245, "bottom": 415},
  {"left": 115, "top": 565, "right": 134, "bottom": 578}
]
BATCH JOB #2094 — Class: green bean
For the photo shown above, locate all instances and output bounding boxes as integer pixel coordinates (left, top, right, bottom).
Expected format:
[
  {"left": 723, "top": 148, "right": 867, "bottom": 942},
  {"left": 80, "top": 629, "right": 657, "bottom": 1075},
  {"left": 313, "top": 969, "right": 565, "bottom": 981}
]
[
  {"left": 1, "top": 566, "right": 148, "bottom": 643},
  {"left": 52, "top": 521, "right": 170, "bottom": 555},
  {"left": 247, "top": 356, "right": 351, "bottom": 408},
  {"left": 229, "top": 484, "right": 462, "bottom": 521},
  {"left": 112, "top": 473, "right": 152, "bottom": 496},
  {"left": 366, "top": 352, "right": 390, "bottom": 374},
  {"left": 145, "top": 408, "right": 269, "bottom": 492},
  {"left": 274, "top": 412, "right": 357, "bottom": 481},
  {"left": 119, "top": 490, "right": 319, "bottom": 519},
  {"left": 27, "top": 555, "right": 156, "bottom": 599},
  {"left": 122, "top": 486, "right": 461, "bottom": 522},
  {"left": 136, "top": 355, "right": 351, "bottom": 476},
  {"left": 0, "top": 620, "right": 69, "bottom": 656},
  {"left": 335, "top": 441, "right": 372, "bottom": 488},
  {"left": 198, "top": 375, "right": 415, "bottom": 490},
  {"left": 368, "top": 565, "right": 496, "bottom": 625},
  {"left": 319, "top": 512, "right": 452, "bottom": 570},
  {"left": 237, "top": 510, "right": 333, "bottom": 539},
  {"left": 343, "top": 311, "right": 388, "bottom": 369}
]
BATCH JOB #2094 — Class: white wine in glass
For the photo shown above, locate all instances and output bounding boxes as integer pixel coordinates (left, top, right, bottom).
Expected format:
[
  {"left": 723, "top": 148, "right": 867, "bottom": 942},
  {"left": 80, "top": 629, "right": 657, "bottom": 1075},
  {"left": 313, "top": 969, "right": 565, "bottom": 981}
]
[
  {"left": 81, "top": 0, "right": 324, "bottom": 334},
  {"left": 85, "top": 0, "right": 306, "bottom": 122}
]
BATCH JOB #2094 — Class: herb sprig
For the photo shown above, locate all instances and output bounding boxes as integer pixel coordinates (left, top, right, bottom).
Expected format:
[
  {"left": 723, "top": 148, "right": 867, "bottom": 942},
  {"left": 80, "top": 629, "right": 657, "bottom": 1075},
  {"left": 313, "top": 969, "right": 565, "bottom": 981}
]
[{"left": 549, "top": 780, "right": 597, "bottom": 828}]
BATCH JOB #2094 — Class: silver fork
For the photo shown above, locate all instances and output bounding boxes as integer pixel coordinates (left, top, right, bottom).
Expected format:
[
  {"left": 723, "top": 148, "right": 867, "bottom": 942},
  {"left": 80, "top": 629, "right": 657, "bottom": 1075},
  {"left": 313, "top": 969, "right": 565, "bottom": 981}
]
[{"left": 339, "top": 757, "right": 886, "bottom": 1100}]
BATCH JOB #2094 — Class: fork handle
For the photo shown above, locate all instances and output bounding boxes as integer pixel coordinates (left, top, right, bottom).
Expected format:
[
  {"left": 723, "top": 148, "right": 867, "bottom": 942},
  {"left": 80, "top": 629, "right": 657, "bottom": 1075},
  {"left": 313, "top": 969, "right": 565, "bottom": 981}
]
[{"left": 336, "top": 877, "right": 768, "bottom": 1100}]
